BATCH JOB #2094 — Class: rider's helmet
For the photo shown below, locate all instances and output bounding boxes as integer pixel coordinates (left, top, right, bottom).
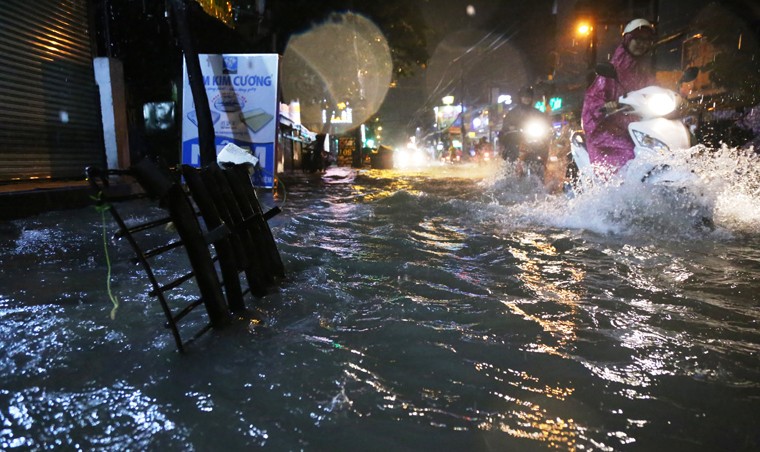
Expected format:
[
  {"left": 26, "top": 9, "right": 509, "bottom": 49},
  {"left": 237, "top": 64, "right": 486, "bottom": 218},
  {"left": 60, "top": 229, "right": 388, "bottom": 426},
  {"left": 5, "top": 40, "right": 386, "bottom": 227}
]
[
  {"left": 623, "top": 18, "right": 655, "bottom": 35},
  {"left": 622, "top": 18, "right": 655, "bottom": 56},
  {"left": 518, "top": 86, "right": 534, "bottom": 104}
]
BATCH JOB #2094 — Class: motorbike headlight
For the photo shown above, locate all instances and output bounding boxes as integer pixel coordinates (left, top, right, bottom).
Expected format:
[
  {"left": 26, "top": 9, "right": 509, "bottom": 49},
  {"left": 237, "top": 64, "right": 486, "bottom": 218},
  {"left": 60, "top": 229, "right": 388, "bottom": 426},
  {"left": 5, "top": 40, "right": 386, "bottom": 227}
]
[
  {"left": 632, "top": 130, "right": 670, "bottom": 152},
  {"left": 523, "top": 120, "right": 547, "bottom": 140},
  {"left": 647, "top": 92, "right": 677, "bottom": 116}
]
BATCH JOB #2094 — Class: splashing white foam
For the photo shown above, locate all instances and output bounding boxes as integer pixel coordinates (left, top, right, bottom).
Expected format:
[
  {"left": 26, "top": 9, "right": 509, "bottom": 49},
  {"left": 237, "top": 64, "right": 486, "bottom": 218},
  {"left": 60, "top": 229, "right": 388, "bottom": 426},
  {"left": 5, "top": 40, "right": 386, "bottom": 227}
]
[{"left": 485, "top": 146, "right": 760, "bottom": 237}]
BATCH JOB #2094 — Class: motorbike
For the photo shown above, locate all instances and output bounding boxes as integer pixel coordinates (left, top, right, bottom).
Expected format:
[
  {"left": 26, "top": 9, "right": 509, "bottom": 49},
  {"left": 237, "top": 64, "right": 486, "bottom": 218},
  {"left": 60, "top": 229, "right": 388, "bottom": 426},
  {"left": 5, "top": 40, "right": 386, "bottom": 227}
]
[
  {"left": 501, "top": 116, "right": 552, "bottom": 177},
  {"left": 444, "top": 147, "right": 462, "bottom": 164},
  {"left": 566, "top": 64, "right": 714, "bottom": 227},
  {"left": 569, "top": 63, "right": 701, "bottom": 187},
  {"left": 472, "top": 140, "right": 495, "bottom": 164}
]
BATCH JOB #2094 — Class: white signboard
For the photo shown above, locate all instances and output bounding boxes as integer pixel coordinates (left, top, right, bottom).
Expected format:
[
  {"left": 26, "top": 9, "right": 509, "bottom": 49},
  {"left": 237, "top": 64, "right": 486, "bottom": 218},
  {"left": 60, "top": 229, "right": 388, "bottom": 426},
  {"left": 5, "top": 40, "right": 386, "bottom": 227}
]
[{"left": 181, "top": 54, "right": 279, "bottom": 187}]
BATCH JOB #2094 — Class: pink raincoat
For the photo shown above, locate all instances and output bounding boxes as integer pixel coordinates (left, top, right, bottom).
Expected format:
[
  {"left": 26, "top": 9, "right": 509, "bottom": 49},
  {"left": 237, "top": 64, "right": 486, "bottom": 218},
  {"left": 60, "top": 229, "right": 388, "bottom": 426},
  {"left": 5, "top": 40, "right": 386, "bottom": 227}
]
[{"left": 581, "top": 34, "right": 655, "bottom": 170}]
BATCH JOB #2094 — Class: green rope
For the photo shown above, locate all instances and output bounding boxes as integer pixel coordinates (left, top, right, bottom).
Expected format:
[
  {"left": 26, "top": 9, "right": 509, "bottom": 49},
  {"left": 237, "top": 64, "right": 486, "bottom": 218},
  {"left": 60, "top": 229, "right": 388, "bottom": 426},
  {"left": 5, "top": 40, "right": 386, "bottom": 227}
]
[{"left": 91, "top": 192, "right": 120, "bottom": 319}]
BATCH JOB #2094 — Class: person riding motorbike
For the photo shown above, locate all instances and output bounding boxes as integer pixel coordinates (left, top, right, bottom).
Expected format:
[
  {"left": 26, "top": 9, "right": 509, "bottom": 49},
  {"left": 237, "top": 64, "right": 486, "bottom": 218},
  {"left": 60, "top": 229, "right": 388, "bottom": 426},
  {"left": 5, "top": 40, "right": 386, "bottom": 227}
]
[
  {"left": 500, "top": 86, "right": 551, "bottom": 176},
  {"left": 581, "top": 18, "right": 656, "bottom": 172},
  {"left": 500, "top": 86, "right": 544, "bottom": 160},
  {"left": 474, "top": 136, "right": 494, "bottom": 163}
]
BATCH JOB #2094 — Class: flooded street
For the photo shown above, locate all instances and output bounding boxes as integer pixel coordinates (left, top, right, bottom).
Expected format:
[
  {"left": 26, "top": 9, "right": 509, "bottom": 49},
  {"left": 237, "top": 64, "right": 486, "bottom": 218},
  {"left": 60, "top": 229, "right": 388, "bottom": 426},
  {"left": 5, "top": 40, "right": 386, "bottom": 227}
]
[{"left": 1, "top": 158, "right": 760, "bottom": 450}]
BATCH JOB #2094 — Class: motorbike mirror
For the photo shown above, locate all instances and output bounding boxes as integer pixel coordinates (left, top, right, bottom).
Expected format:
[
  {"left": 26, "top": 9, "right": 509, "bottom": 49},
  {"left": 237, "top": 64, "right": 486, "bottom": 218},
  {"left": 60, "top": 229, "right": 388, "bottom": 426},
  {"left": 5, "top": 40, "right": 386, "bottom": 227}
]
[
  {"left": 680, "top": 66, "right": 699, "bottom": 84},
  {"left": 595, "top": 62, "right": 618, "bottom": 80}
]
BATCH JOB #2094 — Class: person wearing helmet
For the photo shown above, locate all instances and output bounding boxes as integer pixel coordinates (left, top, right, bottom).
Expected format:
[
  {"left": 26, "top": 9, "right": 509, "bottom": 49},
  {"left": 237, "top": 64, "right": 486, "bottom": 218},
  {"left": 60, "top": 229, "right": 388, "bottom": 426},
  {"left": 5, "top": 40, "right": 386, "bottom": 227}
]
[
  {"left": 581, "top": 18, "right": 657, "bottom": 172},
  {"left": 499, "top": 85, "right": 547, "bottom": 164}
]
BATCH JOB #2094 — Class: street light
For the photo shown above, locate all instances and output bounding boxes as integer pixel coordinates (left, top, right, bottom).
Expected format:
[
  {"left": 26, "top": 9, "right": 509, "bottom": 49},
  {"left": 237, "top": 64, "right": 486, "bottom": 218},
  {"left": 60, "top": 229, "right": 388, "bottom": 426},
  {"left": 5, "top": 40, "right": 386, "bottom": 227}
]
[
  {"left": 576, "top": 21, "right": 592, "bottom": 37},
  {"left": 576, "top": 19, "right": 597, "bottom": 85}
]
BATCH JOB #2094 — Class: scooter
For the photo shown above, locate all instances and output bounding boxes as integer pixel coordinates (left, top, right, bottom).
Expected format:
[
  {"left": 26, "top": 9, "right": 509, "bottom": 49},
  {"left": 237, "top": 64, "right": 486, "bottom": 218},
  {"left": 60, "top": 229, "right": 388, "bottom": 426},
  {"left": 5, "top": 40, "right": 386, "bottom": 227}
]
[
  {"left": 471, "top": 140, "right": 495, "bottom": 165},
  {"left": 498, "top": 116, "right": 552, "bottom": 176},
  {"left": 569, "top": 63, "right": 700, "bottom": 187},
  {"left": 567, "top": 64, "right": 714, "bottom": 227}
]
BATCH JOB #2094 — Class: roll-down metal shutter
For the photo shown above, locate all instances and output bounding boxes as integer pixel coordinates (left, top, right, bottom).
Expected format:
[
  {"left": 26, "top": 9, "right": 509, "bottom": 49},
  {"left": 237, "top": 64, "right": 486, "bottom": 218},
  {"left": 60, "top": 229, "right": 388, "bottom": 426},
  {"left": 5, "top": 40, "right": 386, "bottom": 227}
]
[{"left": 0, "top": 0, "right": 104, "bottom": 182}]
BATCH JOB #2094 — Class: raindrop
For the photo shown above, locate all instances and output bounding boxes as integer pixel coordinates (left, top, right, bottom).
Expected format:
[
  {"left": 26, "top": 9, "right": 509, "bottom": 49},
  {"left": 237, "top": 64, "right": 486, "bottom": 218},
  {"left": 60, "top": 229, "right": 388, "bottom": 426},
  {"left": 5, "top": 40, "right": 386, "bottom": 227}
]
[{"left": 280, "top": 12, "right": 392, "bottom": 130}]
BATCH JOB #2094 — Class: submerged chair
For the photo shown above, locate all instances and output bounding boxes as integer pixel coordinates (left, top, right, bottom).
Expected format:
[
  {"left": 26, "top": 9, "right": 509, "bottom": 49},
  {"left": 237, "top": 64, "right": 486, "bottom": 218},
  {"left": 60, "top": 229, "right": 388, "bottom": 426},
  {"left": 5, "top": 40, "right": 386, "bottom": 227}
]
[
  {"left": 87, "top": 159, "right": 286, "bottom": 352},
  {"left": 181, "top": 163, "right": 285, "bottom": 306},
  {"left": 221, "top": 164, "right": 285, "bottom": 280},
  {"left": 182, "top": 164, "right": 265, "bottom": 310},
  {"left": 86, "top": 159, "right": 231, "bottom": 352}
]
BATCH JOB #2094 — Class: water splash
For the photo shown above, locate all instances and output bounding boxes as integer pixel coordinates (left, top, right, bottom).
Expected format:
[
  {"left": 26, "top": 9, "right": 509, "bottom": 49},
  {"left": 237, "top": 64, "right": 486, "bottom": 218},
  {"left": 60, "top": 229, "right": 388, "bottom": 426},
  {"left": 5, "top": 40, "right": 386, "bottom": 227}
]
[
  {"left": 485, "top": 147, "right": 760, "bottom": 238},
  {"left": 695, "top": 146, "right": 760, "bottom": 233}
]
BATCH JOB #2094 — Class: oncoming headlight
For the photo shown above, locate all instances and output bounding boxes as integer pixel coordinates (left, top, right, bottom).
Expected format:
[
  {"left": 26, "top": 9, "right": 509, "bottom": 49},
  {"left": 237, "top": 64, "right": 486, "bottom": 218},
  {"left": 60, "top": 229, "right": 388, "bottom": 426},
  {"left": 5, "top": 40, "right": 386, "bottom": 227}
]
[
  {"left": 523, "top": 119, "right": 547, "bottom": 140},
  {"left": 394, "top": 148, "right": 427, "bottom": 167},
  {"left": 647, "top": 92, "right": 677, "bottom": 116}
]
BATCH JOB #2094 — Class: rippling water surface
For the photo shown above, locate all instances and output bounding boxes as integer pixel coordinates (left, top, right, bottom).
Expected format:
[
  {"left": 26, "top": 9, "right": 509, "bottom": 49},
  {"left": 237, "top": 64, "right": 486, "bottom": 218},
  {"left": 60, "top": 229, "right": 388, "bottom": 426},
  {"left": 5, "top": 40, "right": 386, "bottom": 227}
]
[{"left": 1, "top": 154, "right": 759, "bottom": 450}]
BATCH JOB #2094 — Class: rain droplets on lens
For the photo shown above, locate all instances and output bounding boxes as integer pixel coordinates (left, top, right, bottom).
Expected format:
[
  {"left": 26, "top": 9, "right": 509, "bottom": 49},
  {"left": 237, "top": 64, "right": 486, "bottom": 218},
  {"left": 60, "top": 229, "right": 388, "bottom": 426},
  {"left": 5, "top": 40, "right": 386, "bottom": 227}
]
[{"left": 281, "top": 12, "right": 392, "bottom": 130}]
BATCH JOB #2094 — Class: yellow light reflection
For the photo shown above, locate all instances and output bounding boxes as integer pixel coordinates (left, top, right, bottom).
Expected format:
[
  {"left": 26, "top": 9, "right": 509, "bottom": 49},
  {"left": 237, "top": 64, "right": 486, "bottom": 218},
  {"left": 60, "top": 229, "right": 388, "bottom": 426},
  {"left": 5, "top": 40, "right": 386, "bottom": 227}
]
[
  {"left": 504, "top": 233, "right": 586, "bottom": 356},
  {"left": 350, "top": 178, "right": 419, "bottom": 203},
  {"left": 474, "top": 361, "right": 574, "bottom": 401},
  {"left": 473, "top": 356, "right": 579, "bottom": 447},
  {"left": 496, "top": 415, "right": 578, "bottom": 449},
  {"left": 475, "top": 388, "right": 580, "bottom": 449},
  {"left": 411, "top": 219, "right": 467, "bottom": 254},
  {"left": 472, "top": 233, "right": 590, "bottom": 448},
  {"left": 194, "top": 0, "right": 235, "bottom": 27}
]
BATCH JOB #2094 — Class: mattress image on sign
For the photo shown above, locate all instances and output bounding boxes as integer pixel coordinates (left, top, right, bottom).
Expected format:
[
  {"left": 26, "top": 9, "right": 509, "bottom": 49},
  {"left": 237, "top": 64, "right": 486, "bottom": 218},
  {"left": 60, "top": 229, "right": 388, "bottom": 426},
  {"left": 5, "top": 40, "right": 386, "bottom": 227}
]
[
  {"left": 186, "top": 110, "right": 221, "bottom": 126},
  {"left": 240, "top": 109, "right": 274, "bottom": 133}
]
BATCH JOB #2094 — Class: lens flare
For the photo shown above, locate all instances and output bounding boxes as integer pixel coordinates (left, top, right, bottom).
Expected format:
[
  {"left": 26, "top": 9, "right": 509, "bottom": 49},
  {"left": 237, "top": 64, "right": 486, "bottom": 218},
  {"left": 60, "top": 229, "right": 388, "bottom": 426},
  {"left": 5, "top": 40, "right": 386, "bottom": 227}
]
[{"left": 281, "top": 13, "right": 392, "bottom": 129}]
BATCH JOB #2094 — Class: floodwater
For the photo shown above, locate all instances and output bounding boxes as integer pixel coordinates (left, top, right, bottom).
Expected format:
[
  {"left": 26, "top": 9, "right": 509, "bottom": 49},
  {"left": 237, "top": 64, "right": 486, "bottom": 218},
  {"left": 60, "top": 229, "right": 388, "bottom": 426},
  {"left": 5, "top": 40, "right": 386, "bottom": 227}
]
[{"left": 1, "top": 151, "right": 760, "bottom": 450}]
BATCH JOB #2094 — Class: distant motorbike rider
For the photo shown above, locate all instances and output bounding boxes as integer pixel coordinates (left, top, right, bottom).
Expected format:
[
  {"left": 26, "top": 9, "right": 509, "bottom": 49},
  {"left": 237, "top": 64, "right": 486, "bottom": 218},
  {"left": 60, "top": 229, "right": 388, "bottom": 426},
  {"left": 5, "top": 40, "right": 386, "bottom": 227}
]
[
  {"left": 500, "top": 86, "right": 552, "bottom": 177},
  {"left": 500, "top": 86, "right": 546, "bottom": 162},
  {"left": 475, "top": 136, "right": 494, "bottom": 163},
  {"left": 581, "top": 18, "right": 656, "bottom": 171}
]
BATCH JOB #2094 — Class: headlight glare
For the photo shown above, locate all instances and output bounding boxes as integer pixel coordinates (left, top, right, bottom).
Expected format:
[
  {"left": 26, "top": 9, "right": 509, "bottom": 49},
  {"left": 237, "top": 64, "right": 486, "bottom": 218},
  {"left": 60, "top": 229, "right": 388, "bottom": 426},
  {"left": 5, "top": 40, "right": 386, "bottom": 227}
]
[
  {"left": 647, "top": 92, "right": 677, "bottom": 116},
  {"left": 523, "top": 120, "right": 547, "bottom": 140}
]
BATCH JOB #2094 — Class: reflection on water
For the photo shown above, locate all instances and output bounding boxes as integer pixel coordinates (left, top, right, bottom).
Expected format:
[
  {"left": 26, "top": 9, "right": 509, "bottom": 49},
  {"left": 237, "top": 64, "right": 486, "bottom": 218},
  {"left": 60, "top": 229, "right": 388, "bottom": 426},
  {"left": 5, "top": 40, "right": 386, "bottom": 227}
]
[
  {"left": 504, "top": 232, "right": 585, "bottom": 357},
  {"left": 1, "top": 159, "right": 759, "bottom": 450}
]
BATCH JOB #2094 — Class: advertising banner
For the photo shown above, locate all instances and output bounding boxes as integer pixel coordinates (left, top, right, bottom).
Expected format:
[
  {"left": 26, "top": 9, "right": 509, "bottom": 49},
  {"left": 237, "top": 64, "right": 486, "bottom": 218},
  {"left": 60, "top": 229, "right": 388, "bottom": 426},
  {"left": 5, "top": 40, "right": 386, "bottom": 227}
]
[
  {"left": 337, "top": 136, "right": 355, "bottom": 167},
  {"left": 181, "top": 54, "right": 279, "bottom": 187}
]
